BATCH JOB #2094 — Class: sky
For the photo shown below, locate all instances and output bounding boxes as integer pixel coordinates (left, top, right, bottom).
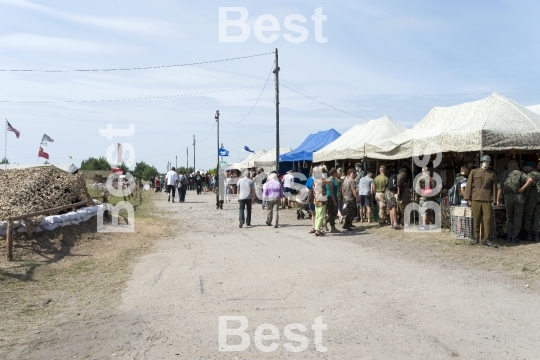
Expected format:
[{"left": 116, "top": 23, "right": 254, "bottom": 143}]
[{"left": 1, "top": 0, "right": 540, "bottom": 172}]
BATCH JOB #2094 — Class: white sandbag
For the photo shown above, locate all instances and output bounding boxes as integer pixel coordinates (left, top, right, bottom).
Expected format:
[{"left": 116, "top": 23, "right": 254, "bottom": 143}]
[
  {"left": 70, "top": 220, "right": 80, "bottom": 225},
  {"left": 40, "top": 218, "right": 50, "bottom": 227},
  {"left": 83, "top": 214, "right": 94, "bottom": 222},
  {"left": 67, "top": 212, "right": 80, "bottom": 221},
  {"left": 0, "top": 229, "right": 7, "bottom": 236},
  {"left": 34, "top": 226, "right": 43, "bottom": 233},
  {"left": 17, "top": 226, "right": 26, "bottom": 233},
  {"left": 49, "top": 215, "right": 63, "bottom": 224},
  {"left": 12, "top": 220, "right": 21, "bottom": 229},
  {"left": 0, "top": 221, "right": 7, "bottom": 230},
  {"left": 77, "top": 209, "right": 90, "bottom": 216},
  {"left": 41, "top": 223, "right": 59, "bottom": 231}
]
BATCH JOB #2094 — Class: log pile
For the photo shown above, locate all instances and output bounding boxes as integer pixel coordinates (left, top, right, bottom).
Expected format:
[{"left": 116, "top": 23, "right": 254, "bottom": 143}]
[{"left": 0, "top": 167, "right": 91, "bottom": 222}]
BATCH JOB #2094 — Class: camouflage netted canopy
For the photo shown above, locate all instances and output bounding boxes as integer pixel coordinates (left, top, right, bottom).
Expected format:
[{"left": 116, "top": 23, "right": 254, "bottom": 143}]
[{"left": 365, "top": 93, "right": 540, "bottom": 160}]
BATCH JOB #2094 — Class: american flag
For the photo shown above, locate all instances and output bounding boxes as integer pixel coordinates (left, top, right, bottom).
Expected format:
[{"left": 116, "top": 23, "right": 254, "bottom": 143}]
[
  {"left": 117, "top": 143, "right": 123, "bottom": 164},
  {"left": 7, "top": 121, "right": 20, "bottom": 138}
]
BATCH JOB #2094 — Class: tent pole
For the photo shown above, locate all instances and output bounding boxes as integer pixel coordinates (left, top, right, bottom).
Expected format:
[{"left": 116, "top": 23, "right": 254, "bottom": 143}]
[{"left": 412, "top": 156, "right": 415, "bottom": 226}]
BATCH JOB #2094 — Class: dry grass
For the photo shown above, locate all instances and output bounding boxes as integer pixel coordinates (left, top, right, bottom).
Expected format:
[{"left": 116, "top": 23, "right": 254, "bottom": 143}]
[
  {"left": 0, "top": 190, "right": 173, "bottom": 351},
  {"left": 362, "top": 222, "right": 540, "bottom": 282}
]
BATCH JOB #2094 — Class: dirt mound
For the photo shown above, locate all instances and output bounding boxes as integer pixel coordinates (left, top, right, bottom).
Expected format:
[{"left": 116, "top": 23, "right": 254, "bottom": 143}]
[{"left": 0, "top": 167, "right": 91, "bottom": 221}]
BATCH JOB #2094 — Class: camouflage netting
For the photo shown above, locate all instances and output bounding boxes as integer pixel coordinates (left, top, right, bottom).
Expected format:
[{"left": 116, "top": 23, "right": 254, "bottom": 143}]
[
  {"left": 0, "top": 167, "right": 91, "bottom": 229},
  {"left": 365, "top": 93, "right": 540, "bottom": 160}
]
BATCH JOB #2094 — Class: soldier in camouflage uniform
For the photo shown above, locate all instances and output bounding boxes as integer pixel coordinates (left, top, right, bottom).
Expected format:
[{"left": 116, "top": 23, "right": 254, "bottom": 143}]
[
  {"left": 522, "top": 161, "right": 540, "bottom": 242},
  {"left": 496, "top": 160, "right": 531, "bottom": 244}
]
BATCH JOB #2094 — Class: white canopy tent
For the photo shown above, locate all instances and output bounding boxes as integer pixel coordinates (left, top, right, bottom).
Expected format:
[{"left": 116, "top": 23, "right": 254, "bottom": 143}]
[
  {"left": 527, "top": 104, "right": 540, "bottom": 115},
  {"left": 365, "top": 93, "right": 540, "bottom": 160},
  {"left": 313, "top": 116, "right": 406, "bottom": 162},
  {"left": 230, "top": 150, "right": 267, "bottom": 170},
  {"left": 253, "top": 147, "right": 292, "bottom": 173}
]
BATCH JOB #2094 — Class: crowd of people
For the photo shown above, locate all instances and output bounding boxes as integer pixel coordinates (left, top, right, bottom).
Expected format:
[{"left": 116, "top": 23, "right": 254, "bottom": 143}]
[
  {"left": 153, "top": 168, "right": 213, "bottom": 203},
  {"left": 151, "top": 157, "right": 540, "bottom": 246}
]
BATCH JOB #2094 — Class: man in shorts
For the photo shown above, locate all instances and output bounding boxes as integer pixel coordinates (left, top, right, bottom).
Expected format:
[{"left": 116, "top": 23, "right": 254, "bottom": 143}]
[
  {"left": 358, "top": 172, "right": 375, "bottom": 223},
  {"left": 282, "top": 169, "right": 295, "bottom": 208},
  {"left": 374, "top": 166, "right": 388, "bottom": 227}
]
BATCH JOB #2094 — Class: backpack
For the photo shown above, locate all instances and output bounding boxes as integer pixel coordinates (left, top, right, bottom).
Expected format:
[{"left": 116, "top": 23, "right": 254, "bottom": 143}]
[
  {"left": 387, "top": 174, "right": 398, "bottom": 191},
  {"left": 448, "top": 176, "right": 464, "bottom": 205},
  {"left": 181, "top": 175, "right": 188, "bottom": 186}
]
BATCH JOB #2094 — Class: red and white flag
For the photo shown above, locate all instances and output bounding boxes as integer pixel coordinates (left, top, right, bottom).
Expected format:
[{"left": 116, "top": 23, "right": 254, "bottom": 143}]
[
  {"left": 38, "top": 147, "right": 49, "bottom": 159},
  {"left": 117, "top": 143, "right": 123, "bottom": 164},
  {"left": 7, "top": 121, "right": 20, "bottom": 138}
]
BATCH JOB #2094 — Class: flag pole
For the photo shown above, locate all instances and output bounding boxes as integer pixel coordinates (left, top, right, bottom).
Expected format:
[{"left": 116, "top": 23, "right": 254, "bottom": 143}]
[{"left": 4, "top": 119, "right": 7, "bottom": 170}]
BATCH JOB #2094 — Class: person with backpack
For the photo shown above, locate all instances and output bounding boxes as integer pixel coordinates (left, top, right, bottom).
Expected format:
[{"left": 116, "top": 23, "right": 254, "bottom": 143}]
[
  {"left": 385, "top": 170, "right": 400, "bottom": 229},
  {"left": 448, "top": 166, "right": 469, "bottom": 206},
  {"left": 195, "top": 171, "right": 203, "bottom": 195},
  {"left": 178, "top": 172, "right": 188, "bottom": 203}
]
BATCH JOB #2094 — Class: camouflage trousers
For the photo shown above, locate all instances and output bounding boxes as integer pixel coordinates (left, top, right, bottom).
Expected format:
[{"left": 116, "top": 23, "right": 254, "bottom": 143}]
[
  {"left": 522, "top": 199, "right": 539, "bottom": 231},
  {"left": 375, "top": 192, "right": 386, "bottom": 222},
  {"left": 504, "top": 193, "right": 525, "bottom": 238},
  {"left": 523, "top": 201, "right": 540, "bottom": 231}
]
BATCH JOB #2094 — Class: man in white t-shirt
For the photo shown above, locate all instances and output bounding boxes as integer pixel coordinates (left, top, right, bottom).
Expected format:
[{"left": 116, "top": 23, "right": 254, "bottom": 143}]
[
  {"left": 282, "top": 170, "right": 295, "bottom": 208},
  {"left": 237, "top": 171, "right": 257, "bottom": 228},
  {"left": 165, "top": 167, "right": 179, "bottom": 203}
]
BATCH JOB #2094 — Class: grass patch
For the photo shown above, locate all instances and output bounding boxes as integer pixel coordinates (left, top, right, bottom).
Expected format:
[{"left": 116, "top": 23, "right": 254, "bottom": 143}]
[{"left": 0, "top": 190, "right": 171, "bottom": 345}]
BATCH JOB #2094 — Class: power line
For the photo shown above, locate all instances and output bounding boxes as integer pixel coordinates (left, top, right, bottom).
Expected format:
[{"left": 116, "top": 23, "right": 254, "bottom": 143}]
[
  {"left": 222, "top": 60, "right": 276, "bottom": 125},
  {"left": 0, "top": 84, "right": 266, "bottom": 104},
  {"left": 281, "top": 82, "right": 368, "bottom": 121},
  {"left": 0, "top": 52, "right": 274, "bottom": 73},
  {"left": 198, "top": 121, "right": 216, "bottom": 143}
]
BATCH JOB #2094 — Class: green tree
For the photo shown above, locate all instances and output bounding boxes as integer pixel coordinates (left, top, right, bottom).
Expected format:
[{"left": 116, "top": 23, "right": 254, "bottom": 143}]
[
  {"left": 119, "top": 162, "right": 129, "bottom": 174},
  {"left": 176, "top": 166, "right": 194, "bottom": 175},
  {"left": 132, "top": 161, "right": 149, "bottom": 180},
  {"left": 142, "top": 165, "right": 158, "bottom": 181},
  {"left": 132, "top": 161, "right": 158, "bottom": 181},
  {"left": 80, "top": 156, "right": 111, "bottom": 171},
  {"left": 0, "top": 157, "right": 9, "bottom": 164}
]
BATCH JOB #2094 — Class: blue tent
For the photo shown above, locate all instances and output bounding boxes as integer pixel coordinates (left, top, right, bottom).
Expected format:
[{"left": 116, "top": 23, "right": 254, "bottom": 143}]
[{"left": 279, "top": 129, "right": 341, "bottom": 162}]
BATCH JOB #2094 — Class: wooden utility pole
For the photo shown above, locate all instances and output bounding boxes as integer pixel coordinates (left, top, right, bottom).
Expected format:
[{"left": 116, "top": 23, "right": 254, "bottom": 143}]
[
  {"left": 274, "top": 48, "right": 280, "bottom": 171},
  {"left": 215, "top": 110, "right": 220, "bottom": 209},
  {"left": 193, "top": 135, "right": 196, "bottom": 173}
]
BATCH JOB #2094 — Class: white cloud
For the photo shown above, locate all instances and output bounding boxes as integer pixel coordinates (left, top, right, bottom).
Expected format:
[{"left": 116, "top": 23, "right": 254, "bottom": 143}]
[
  {"left": 0, "top": 33, "right": 141, "bottom": 53},
  {"left": 0, "top": 0, "right": 183, "bottom": 37}
]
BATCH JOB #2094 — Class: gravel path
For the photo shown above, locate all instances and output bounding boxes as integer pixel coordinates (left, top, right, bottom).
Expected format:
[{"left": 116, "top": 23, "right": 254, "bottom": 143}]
[{"left": 14, "top": 191, "right": 540, "bottom": 359}]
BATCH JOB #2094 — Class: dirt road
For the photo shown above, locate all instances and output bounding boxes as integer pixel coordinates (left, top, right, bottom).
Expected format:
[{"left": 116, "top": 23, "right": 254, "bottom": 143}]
[{"left": 9, "top": 192, "right": 540, "bottom": 359}]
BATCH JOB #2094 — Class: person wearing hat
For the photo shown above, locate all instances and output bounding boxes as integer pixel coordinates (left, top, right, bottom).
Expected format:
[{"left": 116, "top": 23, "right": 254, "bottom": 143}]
[
  {"left": 496, "top": 160, "right": 532, "bottom": 244},
  {"left": 463, "top": 155, "right": 497, "bottom": 246},
  {"left": 521, "top": 161, "right": 540, "bottom": 242}
]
